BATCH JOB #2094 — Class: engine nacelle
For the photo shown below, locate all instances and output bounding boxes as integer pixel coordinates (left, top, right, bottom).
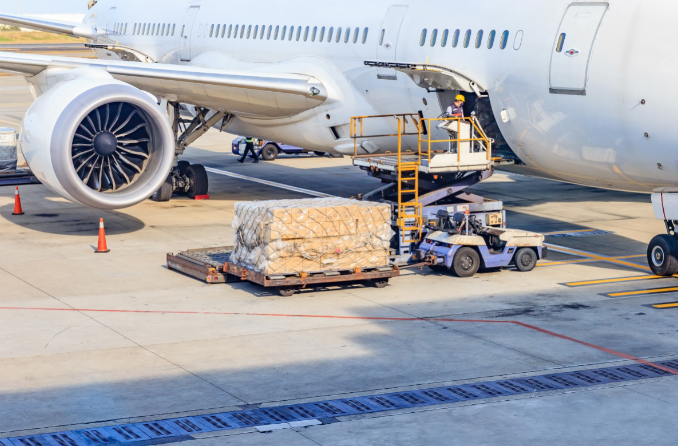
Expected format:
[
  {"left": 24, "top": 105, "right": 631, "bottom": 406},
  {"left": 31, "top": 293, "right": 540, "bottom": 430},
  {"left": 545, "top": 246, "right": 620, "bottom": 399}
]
[{"left": 20, "top": 69, "right": 174, "bottom": 209}]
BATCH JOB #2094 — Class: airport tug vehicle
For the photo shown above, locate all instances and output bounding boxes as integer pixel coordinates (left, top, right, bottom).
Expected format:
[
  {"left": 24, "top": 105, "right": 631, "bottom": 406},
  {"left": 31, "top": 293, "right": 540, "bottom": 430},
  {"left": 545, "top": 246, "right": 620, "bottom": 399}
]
[{"left": 416, "top": 210, "right": 546, "bottom": 277}]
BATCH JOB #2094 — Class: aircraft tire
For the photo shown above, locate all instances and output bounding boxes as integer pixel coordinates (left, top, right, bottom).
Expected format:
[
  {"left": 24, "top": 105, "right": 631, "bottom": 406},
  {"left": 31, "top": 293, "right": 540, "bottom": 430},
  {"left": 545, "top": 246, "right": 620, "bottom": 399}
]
[
  {"left": 451, "top": 247, "right": 480, "bottom": 278},
  {"left": 186, "top": 164, "right": 208, "bottom": 199},
  {"left": 150, "top": 176, "right": 173, "bottom": 202},
  {"left": 261, "top": 144, "right": 278, "bottom": 161},
  {"left": 314, "top": 151, "right": 326, "bottom": 157},
  {"left": 647, "top": 234, "right": 678, "bottom": 276},
  {"left": 514, "top": 247, "right": 538, "bottom": 272},
  {"left": 177, "top": 160, "right": 191, "bottom": 175}
]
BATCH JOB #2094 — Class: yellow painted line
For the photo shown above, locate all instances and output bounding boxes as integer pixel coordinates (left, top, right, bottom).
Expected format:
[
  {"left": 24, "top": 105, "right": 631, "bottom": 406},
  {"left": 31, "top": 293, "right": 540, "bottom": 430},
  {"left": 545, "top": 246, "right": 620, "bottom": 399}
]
[
  {"left": 566, "top": 275, "right": 664, "bottom": 287},
  {"left": 607, "top": 287, "right": 678, "bottom": 297},
  {"left": 652, "top": 302, "right": 678, "bottom": 309},
  {"left": 545, "top": 244, "right": 651, "bottom": 272},
  {"left": 538, "top": 259, "right": 598, "bottom": 267},
  {"left": 0, "top": 118, "right": 20, "bottom": 126}
]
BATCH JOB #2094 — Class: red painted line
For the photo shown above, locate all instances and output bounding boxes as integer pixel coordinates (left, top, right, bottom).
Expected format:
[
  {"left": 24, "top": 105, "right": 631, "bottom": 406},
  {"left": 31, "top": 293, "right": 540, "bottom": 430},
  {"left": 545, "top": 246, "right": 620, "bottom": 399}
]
[{"left": 1, "top": 306, "right": 677, "bottom": 376}]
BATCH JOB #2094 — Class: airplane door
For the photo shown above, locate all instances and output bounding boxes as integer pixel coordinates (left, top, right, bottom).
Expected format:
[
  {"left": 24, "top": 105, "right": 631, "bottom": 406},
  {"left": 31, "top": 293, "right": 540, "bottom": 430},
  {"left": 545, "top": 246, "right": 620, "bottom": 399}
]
[
  {"left": 180, "top": 6, "right": 200, "bottom": 62},
  {"left": 375, "top": 5, "right": 409, "bottom": 79},
  {"left": 549, "top": 2, "right": 608, "bottom": 94}
]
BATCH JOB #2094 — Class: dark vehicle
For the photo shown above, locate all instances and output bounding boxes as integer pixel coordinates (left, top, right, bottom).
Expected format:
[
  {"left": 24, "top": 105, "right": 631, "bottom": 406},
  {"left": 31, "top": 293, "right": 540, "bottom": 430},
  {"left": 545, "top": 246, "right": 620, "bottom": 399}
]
[{"left": 231, "top": 137, "right": 327, "bottom": 161}]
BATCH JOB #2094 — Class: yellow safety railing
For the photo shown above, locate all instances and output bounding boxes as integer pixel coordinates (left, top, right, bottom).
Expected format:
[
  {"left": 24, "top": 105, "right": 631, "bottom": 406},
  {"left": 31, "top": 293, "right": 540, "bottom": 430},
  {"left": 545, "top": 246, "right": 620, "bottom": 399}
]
[
  {"left": 349, "top": 114, "right": 492, "bottom": 244},
  {"left": 350, "top": 114, "right": 423, "bottom": 243},
  {"left": 417, "top": 116, "right": 492, "bottom": 166}
]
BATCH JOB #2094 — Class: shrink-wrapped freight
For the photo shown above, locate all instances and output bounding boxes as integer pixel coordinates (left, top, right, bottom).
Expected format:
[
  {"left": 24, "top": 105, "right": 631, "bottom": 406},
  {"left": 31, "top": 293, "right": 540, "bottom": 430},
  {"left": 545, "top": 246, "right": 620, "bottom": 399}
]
[{"left": 231, "top": 198, "right": 394, "bottom": 274}]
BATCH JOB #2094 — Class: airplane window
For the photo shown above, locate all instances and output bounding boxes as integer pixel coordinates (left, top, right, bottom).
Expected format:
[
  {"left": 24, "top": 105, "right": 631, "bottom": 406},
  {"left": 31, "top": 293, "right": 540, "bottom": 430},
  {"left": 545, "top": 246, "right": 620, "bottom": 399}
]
[
  {"left": 441, "top": 29, "right": 448, "bottom": 47},
  {"left": 180, "top": 25, "right": 184, "bottom": 37},
  {"left": 320, "top": 27, "right": 325, "bottom": 42},
  {"left": 487, "top": 30, "right": 495, "bottom": 48},
  {"left": 362, "top": 27, "right": 368, "bottom": 44},
  {"left": 475, "top": 30, "right": 483, "bottom": 48},
  {"left": 452, "top": 29, "right": 460, "bottom": 47},
  {"left": 336, "top": 27, "right": 342, "bottom": 43},
  {"left": 209, "top": 24, "right": 214, "bottom": 38},
  {"left": 499, "top": 30, "right": 509, "bottom": 49},
  {"left": 266, "top": 25, "right": 271, "bottom": 39},
  {"left": 328, "top": 27, "right": 333, "bottom": 42},
  {"left": 344, "top": 27, "right": 350, "bottom": 43},
  {"left": 221, "top": 24, "right": 226, "bottom": 38},
  {"left": 234, "top": 25, "right": 239, "bottom": 38},
  {"left": 430, "top": 28, "right": 438, "bottom": 47},
  {"left": 379, "top": 29, "right": 385, "bottom": 46},
  {"left": 463, "top": 29, "right": 471, "bottom": 48},
  {"left": 274, "top": 25, "right": 279, "bottom": 40},
  {"left": 312, "top": 26, "right": 317, "bottom": 41},
  {"left": 419, "top": 29, "right": 427, "bottom": 46},
  {"left": 172, "top": 24, "right": 175, "bottom": 36},
  {"left": 142, "top": 24, "right": 146, "bottom": 35},
  {"left": 289, "top": 26, "right": 294, "bottom": 41},
  {"left": 282, "top": 26, "right": 287, "bottom": 40},
  {"left": 133, "top": 24, "right": 136, "bottom": 35},
  {"left": 161, "top": 24, "right": 165, "bottom": 36},
  {"left": 260, "top": 25, "right": 265, "bottom": 39},
  {"left": 153, "top": 24, "right": 157, "bottom": 35},
  {"left": 353, "top": 27, "right": 359, "bottom": 43},
  {"left": 240, "top": 24, "right": 245, "bottom": 38},
  {"left": 215, "top": 24, "right": 220, "bottom": 37},
  {"left": 296, "top": 26, "right": 301, "bottom": 41},
  {"left": 247, "top": 25, "right": 252, "bottom": 38},
  {"left": 253, "top": 25, "right": 258, "bottom": 39},
  {"left": 555, "top": 33, "right": 566, "bottom": 52},
  {"left": 228, "top": 24, "right": 232, "bottom": 38}
]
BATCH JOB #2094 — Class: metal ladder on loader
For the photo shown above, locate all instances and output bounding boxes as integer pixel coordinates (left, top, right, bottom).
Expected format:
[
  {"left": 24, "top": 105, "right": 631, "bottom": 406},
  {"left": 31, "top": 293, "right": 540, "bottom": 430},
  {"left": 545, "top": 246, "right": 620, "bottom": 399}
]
[{"left": 351, "top": 113, "right": 424, "bottom": 244}]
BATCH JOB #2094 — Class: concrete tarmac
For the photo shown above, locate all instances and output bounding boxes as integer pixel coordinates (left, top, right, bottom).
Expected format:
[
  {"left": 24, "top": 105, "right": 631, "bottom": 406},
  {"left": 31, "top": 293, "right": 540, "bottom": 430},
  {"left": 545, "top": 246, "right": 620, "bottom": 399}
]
[{"left": 1, "top": 75, "right": 677, "bottom": 445}]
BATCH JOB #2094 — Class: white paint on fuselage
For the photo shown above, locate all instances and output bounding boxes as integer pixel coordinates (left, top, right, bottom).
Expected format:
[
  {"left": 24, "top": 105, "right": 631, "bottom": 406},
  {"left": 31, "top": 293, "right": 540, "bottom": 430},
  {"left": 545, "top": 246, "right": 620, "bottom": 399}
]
[{"left": 87, "top": 0, "right": 678, "bottom": 193}]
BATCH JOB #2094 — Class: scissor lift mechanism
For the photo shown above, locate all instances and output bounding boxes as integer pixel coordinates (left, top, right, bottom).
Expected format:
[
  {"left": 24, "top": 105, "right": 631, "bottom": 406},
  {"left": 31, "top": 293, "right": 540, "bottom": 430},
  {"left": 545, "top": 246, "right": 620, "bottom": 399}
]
[{"left": 351, "top": 113, "right": 504, "bottom": 257}]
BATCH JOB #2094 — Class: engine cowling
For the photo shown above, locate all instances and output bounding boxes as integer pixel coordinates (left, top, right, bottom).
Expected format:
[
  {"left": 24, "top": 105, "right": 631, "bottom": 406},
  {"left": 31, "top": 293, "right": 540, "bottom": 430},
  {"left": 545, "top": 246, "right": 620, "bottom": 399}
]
[{"left": 20, "top": 69, "right": 174, "bottom": 209}]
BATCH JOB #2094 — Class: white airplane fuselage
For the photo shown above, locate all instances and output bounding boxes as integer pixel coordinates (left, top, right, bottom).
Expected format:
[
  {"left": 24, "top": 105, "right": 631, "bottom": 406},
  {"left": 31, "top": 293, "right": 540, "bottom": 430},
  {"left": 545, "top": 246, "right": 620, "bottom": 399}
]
[{"left": 86, "top": 0, "right": 675, "bottom": 193}]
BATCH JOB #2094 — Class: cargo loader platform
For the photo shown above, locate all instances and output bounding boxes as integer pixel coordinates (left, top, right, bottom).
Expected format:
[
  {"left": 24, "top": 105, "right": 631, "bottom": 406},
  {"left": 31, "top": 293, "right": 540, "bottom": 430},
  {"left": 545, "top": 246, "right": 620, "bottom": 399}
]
[{"left": 167, "top": 246, "right": 400, "bottom": 296}]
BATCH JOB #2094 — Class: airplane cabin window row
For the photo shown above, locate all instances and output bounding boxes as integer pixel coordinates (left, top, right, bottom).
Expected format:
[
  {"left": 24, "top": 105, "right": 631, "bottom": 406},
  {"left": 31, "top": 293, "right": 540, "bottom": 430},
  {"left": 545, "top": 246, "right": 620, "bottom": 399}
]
[
  {"left": 418, "top": 28, "right": 511, "bottom": 50},
  {"left": 197, "top": 23, "right": 369, "bottom": 44},
  {"left": 131, "top": 23, "right": 176, "bottom": 36}
]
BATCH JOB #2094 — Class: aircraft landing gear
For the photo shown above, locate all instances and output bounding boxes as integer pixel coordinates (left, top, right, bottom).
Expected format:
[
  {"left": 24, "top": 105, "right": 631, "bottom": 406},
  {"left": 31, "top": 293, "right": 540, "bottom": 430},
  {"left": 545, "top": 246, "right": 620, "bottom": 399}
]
[
  {"left": 648, "top": 220, "right": 678, "bottom": 276},
  {"left": 151, "top": 103, "right": 233, "bottom": 203},
  {"left": 150, "top": 162, "right": 209, "bottom": 202}
]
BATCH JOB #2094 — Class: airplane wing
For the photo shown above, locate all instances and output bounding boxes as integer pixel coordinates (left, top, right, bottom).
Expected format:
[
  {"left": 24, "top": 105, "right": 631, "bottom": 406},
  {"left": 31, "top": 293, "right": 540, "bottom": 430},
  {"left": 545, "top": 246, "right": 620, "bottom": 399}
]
[
  {"left": 0, "top": 52, "right": 328, "bottom": 118},
  {"left": 0, "top": 12, "right": 101, "bottom": 40}
]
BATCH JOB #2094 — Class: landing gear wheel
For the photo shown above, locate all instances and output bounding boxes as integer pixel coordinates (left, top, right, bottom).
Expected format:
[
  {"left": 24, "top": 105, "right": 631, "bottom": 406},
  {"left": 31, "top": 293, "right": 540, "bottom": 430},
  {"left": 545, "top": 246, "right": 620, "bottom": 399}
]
[
  {"left": 261, "top": 144, "right": 278, "bottom": 161},
  {"left": 451, "top": 247, "right": 480, "bottom": 278},
  {"left": 514, "top": 248, "right": 537, "bottom": 272},
  {"left": 177, "top": 160, "right": 190, "bottom": 175},
  {"left": 647, "top": 234, "right": 678, "bottom": 276},
  {"left": 150, "top": 176, "right": 173, "bottom": 202},
  {"left": 314, "top": 151, "right": 326, "bottom": 157},
  {"left": 371, "top": 278, "right": 389, "bottom": 288},
  {"left": 186, "top": 164, "right": 208, "bottom": 199},
  {"left": 278, "top": 286, "right": 298, "bottom": 297}
]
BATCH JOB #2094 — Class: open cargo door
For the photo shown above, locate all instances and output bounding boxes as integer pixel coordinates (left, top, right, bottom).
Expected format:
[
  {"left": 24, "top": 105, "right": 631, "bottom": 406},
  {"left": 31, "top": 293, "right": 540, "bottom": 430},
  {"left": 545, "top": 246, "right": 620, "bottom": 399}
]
[{"left": 364, "top": 61, "right": 487, "bottom": 96}]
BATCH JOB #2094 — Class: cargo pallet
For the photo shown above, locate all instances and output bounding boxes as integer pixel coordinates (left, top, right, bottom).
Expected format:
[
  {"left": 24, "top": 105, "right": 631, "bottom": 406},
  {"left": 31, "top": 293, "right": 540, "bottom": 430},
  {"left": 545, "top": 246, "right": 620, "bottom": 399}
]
[{"left": 167, "top": 246, "right": 400, "bottom": 296}]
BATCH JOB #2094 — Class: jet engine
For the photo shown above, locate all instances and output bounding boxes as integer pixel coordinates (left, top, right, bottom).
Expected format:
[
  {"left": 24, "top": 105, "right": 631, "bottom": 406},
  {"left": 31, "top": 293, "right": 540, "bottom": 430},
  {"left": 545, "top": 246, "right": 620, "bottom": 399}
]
[{"left": 20, "top": 70, "right": 174, "bottom": 209}]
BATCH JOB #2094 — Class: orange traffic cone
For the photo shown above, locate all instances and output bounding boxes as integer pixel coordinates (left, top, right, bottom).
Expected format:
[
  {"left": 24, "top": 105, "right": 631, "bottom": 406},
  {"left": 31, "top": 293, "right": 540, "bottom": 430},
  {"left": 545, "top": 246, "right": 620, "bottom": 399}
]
[
  {"left": 95, "top": 218, "right": 110, "bottom": 253},
  {"left": 12, "top": 186, "right": 24, "bottom": 215}
]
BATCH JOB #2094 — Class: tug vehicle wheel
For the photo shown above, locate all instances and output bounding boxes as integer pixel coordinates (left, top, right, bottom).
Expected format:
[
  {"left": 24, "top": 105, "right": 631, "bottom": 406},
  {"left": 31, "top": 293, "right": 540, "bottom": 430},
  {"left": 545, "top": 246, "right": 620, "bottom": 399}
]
[
  {"left": 451, "top": 247, "right": 480, "bottom": 278},
  {"left": 514, "top": 248, "right": 538, "bottom": 272},
  {"left": 647, "top": 234, "right": 678, "bottom": 276}
]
